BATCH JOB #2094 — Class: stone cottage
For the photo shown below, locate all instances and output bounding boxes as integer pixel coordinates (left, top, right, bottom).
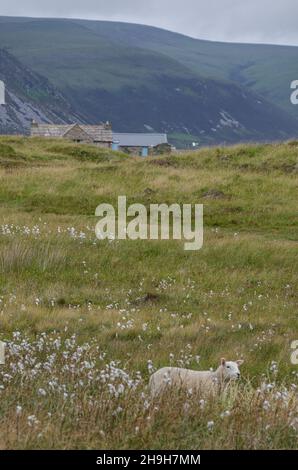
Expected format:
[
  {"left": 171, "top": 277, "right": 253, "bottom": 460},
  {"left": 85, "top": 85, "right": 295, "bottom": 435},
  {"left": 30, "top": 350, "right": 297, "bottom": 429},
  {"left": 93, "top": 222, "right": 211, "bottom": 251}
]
[{"left": 30, "top": 121, "right": 113, "bottom": 148}]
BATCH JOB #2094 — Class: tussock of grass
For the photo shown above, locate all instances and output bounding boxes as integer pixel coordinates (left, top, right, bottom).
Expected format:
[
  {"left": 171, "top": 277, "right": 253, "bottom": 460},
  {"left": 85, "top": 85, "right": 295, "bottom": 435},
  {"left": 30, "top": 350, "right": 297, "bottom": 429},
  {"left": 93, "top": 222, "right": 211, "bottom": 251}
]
[
  {"left": 47, "top": 144, "right": 127, "bottom": 162},
  {"left": 0, "top": 239, "right": 67, "bottom": 274}
]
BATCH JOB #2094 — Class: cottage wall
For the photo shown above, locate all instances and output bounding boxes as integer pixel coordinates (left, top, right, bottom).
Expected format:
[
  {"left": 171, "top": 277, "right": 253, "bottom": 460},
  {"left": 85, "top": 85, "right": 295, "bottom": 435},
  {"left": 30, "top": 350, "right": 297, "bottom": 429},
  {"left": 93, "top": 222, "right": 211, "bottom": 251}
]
[
  {"left": 119, "top": 144, "right": 171, "bottom": 155},
  {"left": 94, "top": 142, "right": 111, "bottom": 148},
  {"left": 120, "top": 146, "right": 143, "bottom": 155}
]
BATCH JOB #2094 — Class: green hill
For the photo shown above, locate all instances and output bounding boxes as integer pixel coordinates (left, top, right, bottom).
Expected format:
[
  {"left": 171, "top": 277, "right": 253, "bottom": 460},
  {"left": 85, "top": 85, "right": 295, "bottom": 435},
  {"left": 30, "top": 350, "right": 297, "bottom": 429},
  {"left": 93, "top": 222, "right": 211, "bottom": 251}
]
[
  {"left": 82, "top": 20, "right": 298, "bottom": 118},
  {"left": 1, "top": 17, "right": 298, "bottom": 147}
]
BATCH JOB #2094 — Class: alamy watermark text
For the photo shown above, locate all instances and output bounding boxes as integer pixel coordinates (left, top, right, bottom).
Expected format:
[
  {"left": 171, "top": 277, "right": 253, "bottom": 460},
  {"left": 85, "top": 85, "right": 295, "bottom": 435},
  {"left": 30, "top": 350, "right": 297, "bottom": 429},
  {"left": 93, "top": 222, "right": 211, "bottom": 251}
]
[{"left": 95, "top": 196, "right": 203, "bottom": 251}]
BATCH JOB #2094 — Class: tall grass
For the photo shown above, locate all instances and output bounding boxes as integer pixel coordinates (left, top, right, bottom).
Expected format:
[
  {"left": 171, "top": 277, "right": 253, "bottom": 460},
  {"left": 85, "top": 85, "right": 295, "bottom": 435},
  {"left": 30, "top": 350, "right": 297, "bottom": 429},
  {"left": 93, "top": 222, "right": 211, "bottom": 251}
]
[
  {"left": 0, "top": 332, "right": 296, "bottom": 450},
  {"left": 0, "top": 239, "right": 67, "bottom": 274}
]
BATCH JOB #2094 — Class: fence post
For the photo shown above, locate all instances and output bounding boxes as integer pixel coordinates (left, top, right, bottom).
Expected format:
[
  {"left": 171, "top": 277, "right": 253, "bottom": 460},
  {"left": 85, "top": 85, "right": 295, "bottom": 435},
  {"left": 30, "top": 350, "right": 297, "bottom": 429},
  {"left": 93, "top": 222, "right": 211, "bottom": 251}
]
[{"left": 0, "top": 341, "right": 5, "bottom": 365}]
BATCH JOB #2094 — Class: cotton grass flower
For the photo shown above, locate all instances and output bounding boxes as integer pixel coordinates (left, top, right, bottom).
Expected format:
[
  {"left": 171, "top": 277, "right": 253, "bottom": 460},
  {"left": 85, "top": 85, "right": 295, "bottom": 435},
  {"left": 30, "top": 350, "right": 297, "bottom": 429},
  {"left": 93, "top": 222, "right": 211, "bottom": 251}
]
[{"left": 207, "top": 421, "right": 214, "bottom": 431}]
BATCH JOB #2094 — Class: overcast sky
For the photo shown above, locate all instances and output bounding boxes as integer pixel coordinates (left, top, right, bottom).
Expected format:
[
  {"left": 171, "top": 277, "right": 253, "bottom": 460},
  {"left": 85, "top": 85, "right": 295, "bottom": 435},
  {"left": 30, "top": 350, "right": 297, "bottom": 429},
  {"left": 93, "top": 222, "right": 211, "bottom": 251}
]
[{"left": 0, "top": 0, "right": 297, "bottom": 46}]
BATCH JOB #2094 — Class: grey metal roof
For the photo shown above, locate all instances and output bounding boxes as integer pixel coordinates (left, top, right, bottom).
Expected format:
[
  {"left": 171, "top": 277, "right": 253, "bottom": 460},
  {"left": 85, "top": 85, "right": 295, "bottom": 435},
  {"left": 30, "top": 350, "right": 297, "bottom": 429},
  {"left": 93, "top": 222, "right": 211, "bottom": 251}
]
[{"left": 113, "top": 133, "right": 168, "bottom": 147}]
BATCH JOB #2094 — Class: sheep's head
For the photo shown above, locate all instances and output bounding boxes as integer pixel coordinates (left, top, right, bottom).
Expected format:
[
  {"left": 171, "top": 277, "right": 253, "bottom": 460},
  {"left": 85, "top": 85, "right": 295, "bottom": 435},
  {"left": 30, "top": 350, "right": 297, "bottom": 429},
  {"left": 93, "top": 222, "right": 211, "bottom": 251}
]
[{"left": 218, "top": 358, "right": 244, "bottom": 381}]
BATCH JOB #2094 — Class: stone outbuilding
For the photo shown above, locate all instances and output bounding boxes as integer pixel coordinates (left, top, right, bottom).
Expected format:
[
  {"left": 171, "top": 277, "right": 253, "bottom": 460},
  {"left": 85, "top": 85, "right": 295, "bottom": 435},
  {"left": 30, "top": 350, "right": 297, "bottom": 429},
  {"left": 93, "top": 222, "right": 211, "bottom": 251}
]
[{"left": 30, "top": 121, "right": 113, "bottom": 147}]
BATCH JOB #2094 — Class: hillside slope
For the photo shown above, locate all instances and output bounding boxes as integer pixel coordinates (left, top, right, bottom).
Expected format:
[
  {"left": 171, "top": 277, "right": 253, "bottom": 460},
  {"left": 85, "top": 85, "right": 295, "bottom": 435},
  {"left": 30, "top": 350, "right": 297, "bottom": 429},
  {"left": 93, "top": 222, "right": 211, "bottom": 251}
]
[
  {"left": 0, "top": 49, "right": 86, "bottom": 134},
  {"left": 0, "top": 17, "right": 298, "bottom": 146},
  {"left": 82, "top": 20, "right": 298, "bottom": 119}
]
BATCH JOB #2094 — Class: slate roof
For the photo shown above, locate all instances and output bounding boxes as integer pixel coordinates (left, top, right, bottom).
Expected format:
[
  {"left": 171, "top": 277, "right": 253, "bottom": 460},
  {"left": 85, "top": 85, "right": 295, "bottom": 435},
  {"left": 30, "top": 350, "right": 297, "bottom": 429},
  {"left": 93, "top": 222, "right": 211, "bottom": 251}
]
[
  {"left": 113, "top": 133, "right": 168, "bottom": 147},
  {"left": 31, "top": 124, "right": 72, "bottom": 138},
  {"left": 31, "top": 123, "right": 113, "bottom": 142}
]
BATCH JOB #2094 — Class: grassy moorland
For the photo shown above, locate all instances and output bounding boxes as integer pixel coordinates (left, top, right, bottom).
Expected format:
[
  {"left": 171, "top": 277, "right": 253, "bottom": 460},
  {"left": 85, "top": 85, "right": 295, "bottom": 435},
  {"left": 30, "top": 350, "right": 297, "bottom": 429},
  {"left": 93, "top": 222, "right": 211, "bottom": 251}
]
[{"left": 0, "top": 136, "right": 297, "bottom": 449}]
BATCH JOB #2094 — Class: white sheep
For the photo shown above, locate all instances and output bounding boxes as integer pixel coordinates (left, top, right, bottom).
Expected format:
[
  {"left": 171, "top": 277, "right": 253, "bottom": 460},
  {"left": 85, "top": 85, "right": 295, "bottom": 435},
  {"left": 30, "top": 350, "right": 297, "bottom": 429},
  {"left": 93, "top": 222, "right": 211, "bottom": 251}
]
[{"left": 149, "top": 358, "right": 244, "bottom": 397}]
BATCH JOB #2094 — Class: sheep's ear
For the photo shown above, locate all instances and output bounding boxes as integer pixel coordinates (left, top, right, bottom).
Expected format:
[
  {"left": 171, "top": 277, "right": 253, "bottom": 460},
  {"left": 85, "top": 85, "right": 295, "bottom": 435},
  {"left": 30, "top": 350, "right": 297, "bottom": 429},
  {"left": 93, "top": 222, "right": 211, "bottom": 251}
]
[
  {"left": 221, "top": 358, "right": 226, "bottom": 366},
  {"left": 236, "top": 360, "right": 244, "bottom": 366}
]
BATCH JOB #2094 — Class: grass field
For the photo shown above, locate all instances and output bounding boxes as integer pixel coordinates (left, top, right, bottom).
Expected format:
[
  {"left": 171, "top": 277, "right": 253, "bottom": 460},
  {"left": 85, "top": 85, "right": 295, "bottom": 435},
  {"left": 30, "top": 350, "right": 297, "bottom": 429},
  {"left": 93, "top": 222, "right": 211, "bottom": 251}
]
[{"left": 0, "top": 136, "right": 297, "bottom": 449}]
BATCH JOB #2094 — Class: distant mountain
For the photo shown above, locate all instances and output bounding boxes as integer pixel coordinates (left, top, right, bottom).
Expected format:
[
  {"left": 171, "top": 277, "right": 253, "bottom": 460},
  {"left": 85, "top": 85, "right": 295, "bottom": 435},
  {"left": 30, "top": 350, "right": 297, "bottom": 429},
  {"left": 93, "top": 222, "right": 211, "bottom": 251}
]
[
  {"left": 0, "top": 49, "right": 86, "bottom": 134},
  {"left": 84, "top": 21, "right": 298, "bottom": 119},
  {"left": 0, "top": 17, "right": 298, "bottom": 146}
]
